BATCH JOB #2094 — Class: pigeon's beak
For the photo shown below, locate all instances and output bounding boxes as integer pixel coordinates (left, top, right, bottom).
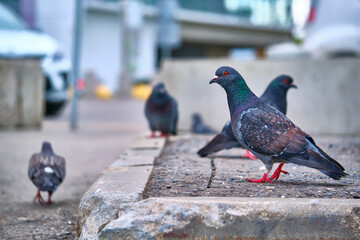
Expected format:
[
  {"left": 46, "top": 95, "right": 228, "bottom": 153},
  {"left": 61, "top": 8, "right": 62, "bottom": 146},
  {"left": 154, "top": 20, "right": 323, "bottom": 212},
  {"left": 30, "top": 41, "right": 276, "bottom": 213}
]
[
  {"left": 209, "top": 76, "right": 218, "bottom": 84},
  {"left": 290, "top": 83, "right": 297, "bottom": 89}
]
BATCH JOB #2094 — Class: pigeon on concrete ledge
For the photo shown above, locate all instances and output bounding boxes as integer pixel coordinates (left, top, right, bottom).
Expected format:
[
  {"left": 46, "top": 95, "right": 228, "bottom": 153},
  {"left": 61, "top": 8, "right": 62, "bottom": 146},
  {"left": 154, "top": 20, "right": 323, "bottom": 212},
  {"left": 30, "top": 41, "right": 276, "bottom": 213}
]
[
  {"left": 198, "top": 74, "right": 297, "bottom": 158},
  {"left": 191, "top": 113, "right": 217, "bottom": 134},
  {"left": 145, "top": 82, "right": 178, "bottom": 137},
  {"left": 209, "top": 66, "right": 347, "bottom": 183}
]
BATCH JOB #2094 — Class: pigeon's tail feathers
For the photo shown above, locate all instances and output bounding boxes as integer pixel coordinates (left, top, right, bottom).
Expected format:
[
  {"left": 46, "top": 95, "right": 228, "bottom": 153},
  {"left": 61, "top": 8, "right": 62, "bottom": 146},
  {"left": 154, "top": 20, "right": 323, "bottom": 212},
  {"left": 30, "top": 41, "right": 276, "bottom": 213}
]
[
  {"left": 289, "top": 139, "right": 347, "bottom": 180},
  {"left": 197, "top": 134, "right": 241, "bottom": 157},
  {"left": 37, "top": 174, "right": 60, "bottom": 192},
  {"left": 306, "top": 136, "right": 345, "bottom": 171},
  {"left": 308, "top": 148, "right": 347, "bottom": 180}
]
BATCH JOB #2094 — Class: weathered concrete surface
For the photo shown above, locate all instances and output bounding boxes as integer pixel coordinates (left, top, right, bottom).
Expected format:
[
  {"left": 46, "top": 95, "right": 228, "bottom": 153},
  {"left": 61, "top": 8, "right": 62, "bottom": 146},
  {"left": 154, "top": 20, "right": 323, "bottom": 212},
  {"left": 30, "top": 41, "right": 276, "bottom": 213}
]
[
  {"left": 78, "top": 135, "right": 360, "bottom": 239},
  {"left": 76, "top": 137, "right": 166, "bottom": 239},
  {"left": 0, "top": 58, "right": 44, "bottom": 128},
  {"left": 100, "top": 197, "right": 360, "bottom": 239},
  {"left": 157, "top": 58, "right": 360, "bottom": 135}
]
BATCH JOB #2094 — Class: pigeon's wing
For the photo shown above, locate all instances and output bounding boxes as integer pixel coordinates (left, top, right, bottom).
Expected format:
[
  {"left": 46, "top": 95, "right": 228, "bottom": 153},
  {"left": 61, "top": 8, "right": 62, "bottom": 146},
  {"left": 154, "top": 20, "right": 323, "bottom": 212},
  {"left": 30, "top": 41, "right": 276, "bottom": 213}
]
[
  {"left": 239, "top": 104, "right": 306, "bottom": 157},
  {"left": 239, "top": 104, "right": 346, "bottom": 179},
  {"left": 197, "top": 133, "right": 241, "bottom": 157},
  {"left": 52, "top": 154, "right": 66, "bottom": 182},
  {"left": 28, "top": 153, "right": 44, "bottom": 182},
  {"left": 197, "top": 121, "right": 240, "bottom": 156}
]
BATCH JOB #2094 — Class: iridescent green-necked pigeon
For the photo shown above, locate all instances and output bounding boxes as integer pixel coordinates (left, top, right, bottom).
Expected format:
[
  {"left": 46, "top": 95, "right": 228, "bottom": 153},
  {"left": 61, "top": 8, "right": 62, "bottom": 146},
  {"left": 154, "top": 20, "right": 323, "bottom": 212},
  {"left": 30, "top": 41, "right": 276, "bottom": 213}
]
[
  {"left": 198, "top": 75, "right": 296, "bottom": 158},
  {"left": 209, "top": 66, "right": 347, "bottom": 183}
]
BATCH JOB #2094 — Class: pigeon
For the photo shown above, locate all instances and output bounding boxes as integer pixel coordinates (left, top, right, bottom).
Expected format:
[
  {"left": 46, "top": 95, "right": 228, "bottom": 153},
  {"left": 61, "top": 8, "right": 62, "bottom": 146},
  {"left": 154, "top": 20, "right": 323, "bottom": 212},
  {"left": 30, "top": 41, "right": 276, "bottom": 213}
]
[
  {"left": 191, "top": 113, "right": 217, "bottom": 134},
  {"left": 209, "top": 66, "right": 347, "bottom": 183},
  {"left": 198, "top": 75, "right": 296, "bottom": 157},
  {"left": 145, "top": 82, "right": 178, "bottom": 137},
  {"left": 28, "top": 141, "right": 66, "bottom": 204}
]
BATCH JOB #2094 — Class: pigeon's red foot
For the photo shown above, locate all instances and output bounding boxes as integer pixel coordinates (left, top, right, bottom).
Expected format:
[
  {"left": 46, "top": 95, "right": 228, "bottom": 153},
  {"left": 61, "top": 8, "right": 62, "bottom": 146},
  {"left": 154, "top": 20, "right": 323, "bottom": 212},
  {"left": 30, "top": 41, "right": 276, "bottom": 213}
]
[
  {"left": 44, "top": 195, "right": 52, "bottom": 205},
  {"left": 150, "top": 132, "right": 156, "bottom": 138},
  {"left": 160, "top": 132, "right": 168, "bottom": 137},
  {"left": 247, "top": 173, "right": 273, "bottom": 183},
  {"left": 269, "top": 163, "right": 288, "bottom": 180},
  {"left": 33, "top": 189, "right": 45, "bottom": 204},
  {"left": 241, "top": 150, "right": 257, "bottom": 160}
]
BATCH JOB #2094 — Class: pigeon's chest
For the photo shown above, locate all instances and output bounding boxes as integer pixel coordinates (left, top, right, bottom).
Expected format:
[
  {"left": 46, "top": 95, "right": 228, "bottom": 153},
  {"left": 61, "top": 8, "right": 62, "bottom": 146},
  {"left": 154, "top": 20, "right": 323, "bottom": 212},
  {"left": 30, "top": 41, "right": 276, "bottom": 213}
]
[{"left": 148, "top": 101, "right": 172, "bottom": 113}]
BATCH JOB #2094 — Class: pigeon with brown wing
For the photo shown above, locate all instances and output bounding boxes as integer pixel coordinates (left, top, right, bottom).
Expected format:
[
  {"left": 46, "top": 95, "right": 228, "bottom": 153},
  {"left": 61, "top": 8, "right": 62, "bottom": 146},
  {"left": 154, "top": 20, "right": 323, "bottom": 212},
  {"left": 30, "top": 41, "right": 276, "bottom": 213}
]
[
  {"left": 198, "top": 75, "right": 296, "bottom": 158},
  {"left": 209, "top": 66, "right": 347, "bottom": 183},
  {"left": 28, "top": 141, "right": 66, "bottom": 204}
]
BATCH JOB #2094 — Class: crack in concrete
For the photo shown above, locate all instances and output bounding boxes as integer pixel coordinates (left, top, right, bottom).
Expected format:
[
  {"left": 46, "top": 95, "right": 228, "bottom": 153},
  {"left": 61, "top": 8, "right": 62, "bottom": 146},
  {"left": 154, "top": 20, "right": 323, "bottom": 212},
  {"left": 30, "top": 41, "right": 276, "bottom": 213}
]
[{"left": 207, "top": 158, "right": 216, "bottom": 188}]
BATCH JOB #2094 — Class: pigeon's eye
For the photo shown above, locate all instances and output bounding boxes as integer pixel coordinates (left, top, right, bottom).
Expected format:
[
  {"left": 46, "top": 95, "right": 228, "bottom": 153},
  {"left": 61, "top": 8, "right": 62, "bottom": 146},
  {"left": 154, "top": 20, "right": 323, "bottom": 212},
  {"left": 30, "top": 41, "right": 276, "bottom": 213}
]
[
  {"left": 283, "top": 79, "right": 288, "bottom": 84},
  {"left": 223, "top": 71, "right": 228, "bottom": 76}
]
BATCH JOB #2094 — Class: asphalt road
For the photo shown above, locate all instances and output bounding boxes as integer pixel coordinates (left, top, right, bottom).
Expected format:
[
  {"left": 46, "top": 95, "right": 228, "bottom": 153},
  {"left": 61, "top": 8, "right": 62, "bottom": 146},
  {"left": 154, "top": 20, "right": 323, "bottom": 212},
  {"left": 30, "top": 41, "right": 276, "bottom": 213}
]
[{"left": 0, "top": 97, "right": 147, "bottom": 239}]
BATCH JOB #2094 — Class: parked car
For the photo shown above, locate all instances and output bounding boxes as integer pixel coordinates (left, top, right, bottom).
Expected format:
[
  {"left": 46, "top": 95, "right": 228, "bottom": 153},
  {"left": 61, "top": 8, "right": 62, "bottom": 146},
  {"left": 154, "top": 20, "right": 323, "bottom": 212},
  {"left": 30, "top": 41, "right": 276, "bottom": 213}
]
[
  {"left": 0, "top": 2, "right": 71, "bottom": 115},
  {"left": 266, "top": 0, "right": 360, "bottom": 59}
]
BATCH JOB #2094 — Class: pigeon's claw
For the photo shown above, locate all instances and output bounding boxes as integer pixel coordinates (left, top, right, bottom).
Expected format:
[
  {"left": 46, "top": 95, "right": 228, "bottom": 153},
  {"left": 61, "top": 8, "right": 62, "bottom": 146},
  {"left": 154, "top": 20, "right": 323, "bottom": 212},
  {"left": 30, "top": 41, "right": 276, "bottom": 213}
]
[
  {"left": 247, "top": 173, "right": 273, "bottom": 183},
  {"left": 269, "top": 163, "right": 288, "bottom": 180},
  {"left": 160, "top": 132, "right": 168, "bottom": 138},
  {"left": 150, "top": 132, "right": 156, "bottom": 138},
  {"left": 33, "top": 189, "right": 45, "bottom": 204},
  {"left": 241, "top": 150, "right": 257, "bottom": 160},
  {"left": 43, "top": 193, "right": 52, "bottom": 205}
]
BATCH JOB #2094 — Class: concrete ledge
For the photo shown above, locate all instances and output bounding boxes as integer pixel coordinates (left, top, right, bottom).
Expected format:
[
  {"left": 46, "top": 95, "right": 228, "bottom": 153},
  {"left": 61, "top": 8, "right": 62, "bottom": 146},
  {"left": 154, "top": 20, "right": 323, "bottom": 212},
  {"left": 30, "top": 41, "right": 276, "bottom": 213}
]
[
  {"left": 76, "top": 137, "right": 166, "bottom": 239},
  {"left": 100, "top": 197, "right": 360, "bottom": 239},
  {"left": 77, "top": 135, "right": 360, "bottom": 239}
]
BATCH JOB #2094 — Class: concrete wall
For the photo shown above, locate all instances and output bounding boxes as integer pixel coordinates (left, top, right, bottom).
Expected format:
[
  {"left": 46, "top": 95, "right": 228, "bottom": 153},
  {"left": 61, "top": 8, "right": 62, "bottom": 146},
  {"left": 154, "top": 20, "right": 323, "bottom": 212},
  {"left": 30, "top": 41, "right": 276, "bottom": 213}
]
[
  {"left": 156, "top": 58, "right": 360, "bottom": 135},
  {"left": 0, "top": 59, "right": 44, "bottom": 129}
]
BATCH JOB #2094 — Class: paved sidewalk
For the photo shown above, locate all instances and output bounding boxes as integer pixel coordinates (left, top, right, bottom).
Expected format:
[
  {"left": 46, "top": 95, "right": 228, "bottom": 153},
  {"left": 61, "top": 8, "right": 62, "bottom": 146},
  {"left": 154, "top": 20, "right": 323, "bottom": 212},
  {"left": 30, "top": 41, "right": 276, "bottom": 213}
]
[{"left": 0, "top": 98, "right": 147, "bottom": 239}]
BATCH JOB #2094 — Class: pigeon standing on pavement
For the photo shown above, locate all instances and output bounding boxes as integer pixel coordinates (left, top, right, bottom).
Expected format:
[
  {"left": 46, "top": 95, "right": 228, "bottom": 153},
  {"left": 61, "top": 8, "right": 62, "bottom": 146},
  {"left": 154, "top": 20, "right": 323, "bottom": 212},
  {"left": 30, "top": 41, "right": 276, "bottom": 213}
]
[
  {"left": 145, "top": 82, "right": 178, "bottom": 137},
  {"left": 209, "top": 66, "right": 347, "bottom": 183},
  {"left": 191, "top": 113, "right": 217, "bottom": 134},
  {"left": 198, "top": 75, "right": 296, "bottom": 157},
  {"left": 28, "top": 141, "right": 66, "bottom": 204}
]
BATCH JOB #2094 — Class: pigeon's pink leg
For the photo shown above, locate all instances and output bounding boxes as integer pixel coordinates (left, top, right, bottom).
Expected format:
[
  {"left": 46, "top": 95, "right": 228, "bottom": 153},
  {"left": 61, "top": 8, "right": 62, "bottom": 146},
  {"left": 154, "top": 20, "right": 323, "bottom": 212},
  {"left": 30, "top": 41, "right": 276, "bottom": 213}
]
[
  {"left": 241, "top": 150, "right": 257, "bottom": 160},
  {"left": 43, "top": 192, "right": 52, "bottom": 205},
  {"left": 33, "top": 189, "right": 45, "bottom": 204},
  {"left": 160, "top": 132, "right": 168, "bottom": 137},
  {"left": 150, "top": 132, "right": 156, "bottom": 138},
  {"left": 247, "top": 173, "right": 273, "bottom": 183},
  {"left": 269, "top": 163, "right": 288, "bottom": 180}
]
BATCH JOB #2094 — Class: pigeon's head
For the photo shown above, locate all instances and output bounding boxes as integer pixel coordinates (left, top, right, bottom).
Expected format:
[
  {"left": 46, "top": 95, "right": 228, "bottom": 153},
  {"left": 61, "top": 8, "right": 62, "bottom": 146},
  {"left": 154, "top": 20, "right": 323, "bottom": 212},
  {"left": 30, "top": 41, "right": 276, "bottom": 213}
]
[
  {"left": 192, "top": 113, "right": 202, "bottom": 124},
  {"left": 152, "top": 82, "right": 167, "bottom": 96},
  {"left": 41, "top": 141, "right": 54, "bottom": 155},
  {"left": 272, "top": 75, "right": 297, "bottom": 91},
  {"left": 209, "top": 66, "right": 243, "bottom": 89}
]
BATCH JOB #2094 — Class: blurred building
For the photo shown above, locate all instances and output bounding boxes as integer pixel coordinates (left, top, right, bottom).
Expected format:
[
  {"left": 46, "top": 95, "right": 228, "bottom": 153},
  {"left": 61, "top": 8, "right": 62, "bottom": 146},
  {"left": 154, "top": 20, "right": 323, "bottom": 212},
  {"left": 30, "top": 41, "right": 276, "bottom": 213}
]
[{"left": 2, "top": 0, "right": 292, "bottom": 93}]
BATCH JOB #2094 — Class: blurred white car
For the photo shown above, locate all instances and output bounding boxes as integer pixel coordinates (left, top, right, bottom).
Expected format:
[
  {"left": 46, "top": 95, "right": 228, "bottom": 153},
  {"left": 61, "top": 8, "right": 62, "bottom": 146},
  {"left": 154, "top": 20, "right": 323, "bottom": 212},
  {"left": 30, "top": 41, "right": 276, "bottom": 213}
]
[
  {"left": 266, "top": 0, "right": 360, "bottom": 59},
  {"left": 0, "top": 2, "right": 71, "bottom": 115}
]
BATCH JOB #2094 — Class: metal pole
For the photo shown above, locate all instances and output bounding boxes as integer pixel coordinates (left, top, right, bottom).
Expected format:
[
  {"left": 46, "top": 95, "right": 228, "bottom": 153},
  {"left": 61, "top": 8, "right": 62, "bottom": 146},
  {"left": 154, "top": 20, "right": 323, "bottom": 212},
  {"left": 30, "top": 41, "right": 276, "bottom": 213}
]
[{"left": 70, "top": 0, "right": 83, "bottom": 130}]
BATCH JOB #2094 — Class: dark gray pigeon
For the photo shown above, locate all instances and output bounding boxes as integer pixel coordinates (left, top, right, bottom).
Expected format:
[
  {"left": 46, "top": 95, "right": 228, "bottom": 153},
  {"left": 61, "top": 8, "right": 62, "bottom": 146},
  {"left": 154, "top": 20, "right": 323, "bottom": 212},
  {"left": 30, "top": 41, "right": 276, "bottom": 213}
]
[
  {"left": 145, "top": 82, "right": 178, "bottom": 137},
  {"left": 198, "top": 75, "right": 296, "bottom": 157},
  {"left": 191, "top": 113, "right": 217, "bottom": 134},
  {"left": 209, "top": 66, "right": 347, "bottom": 183},
  {"left": 28, "top": 141, "right": 66, "bottom": 204}
]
